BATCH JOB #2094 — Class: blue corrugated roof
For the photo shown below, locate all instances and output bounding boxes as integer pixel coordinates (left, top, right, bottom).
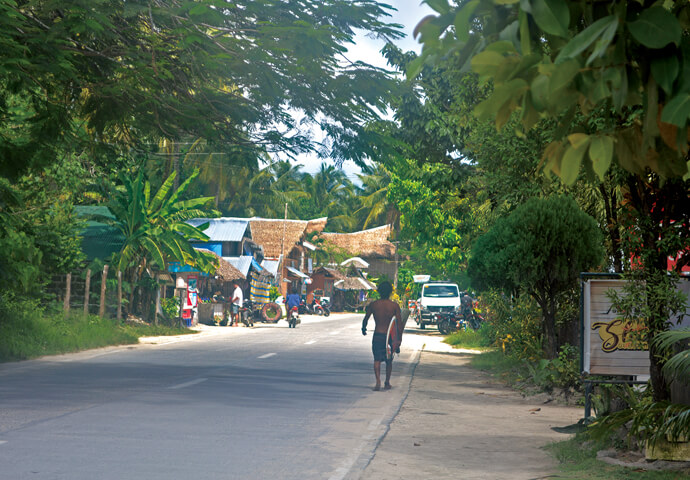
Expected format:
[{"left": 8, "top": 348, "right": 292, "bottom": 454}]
[
  {"left": 187, "top": 218, "right": 249, "bottom": 242},
  {"left": 223, "top": 255, "right": 253, "bottom": 276}
]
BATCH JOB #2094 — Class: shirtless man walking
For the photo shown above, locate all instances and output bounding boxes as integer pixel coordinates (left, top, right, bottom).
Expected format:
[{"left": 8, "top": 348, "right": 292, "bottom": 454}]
[{"left": 361, "top": 282, "right": 402, "bottom": 391}]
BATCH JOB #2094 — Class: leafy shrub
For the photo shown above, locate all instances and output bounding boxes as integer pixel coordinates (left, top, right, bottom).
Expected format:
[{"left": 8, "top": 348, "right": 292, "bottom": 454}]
[
  {"left": 480, "top": 289, "right": 542, "bottom": 361},
  {"left": 526, "top": 344, "right": 580, "bottom": 394},
  {"left": 161, "top": 297, "right": 179, "bottom": 320}
]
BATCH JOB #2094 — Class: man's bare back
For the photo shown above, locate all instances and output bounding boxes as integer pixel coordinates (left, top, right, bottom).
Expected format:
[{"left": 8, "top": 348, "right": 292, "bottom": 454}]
[{"left": 362, "top": 299, "right": 402, "bottom": 334}]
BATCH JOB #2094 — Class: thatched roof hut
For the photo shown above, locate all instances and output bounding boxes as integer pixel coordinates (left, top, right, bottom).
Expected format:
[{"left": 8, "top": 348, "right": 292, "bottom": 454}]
[
  {"left": 195, "top": 249, "right": 245, "bottom": 281},
  {"left": 311, "top": 266, "right": 346, "bottom": 280},
  {"left": 249, "top": 217, "right": 328, "bottom": 258},
  {"left": 320, "top": 224, "right": 395, "bottom": 259},
  {"left": 334, "top": 276, "right": 376, "bottom": 291}
]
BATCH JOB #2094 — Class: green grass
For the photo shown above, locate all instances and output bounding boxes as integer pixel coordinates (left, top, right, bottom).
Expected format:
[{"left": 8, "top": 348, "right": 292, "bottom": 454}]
[
  {"left": 443, "top": 328, "right": 492, "bottom": 350},
  {"left": 0, "top": 305, "right": 194, "bottom": 362},
  {"left": 469, "top": 350, "right": 521, "bottom": 377},
  {"left": 546, "top": 437, "right": 689, "bottom": 479}
]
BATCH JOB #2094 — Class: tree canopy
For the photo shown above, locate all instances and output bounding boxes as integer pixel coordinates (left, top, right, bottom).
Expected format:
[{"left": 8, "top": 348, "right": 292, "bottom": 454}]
[
  {"left": 413, "top": 0, "right": 690, "bottom": 182},
  {"left": 0, "top": 0, "right": 403, "bottom": 179},
  {"left": 468, "top": 195, "right": 605, "bottom": 357}
]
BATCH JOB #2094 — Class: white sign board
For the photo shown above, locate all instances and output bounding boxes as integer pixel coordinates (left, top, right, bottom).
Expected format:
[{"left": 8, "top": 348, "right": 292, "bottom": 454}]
[
  {"left": 413, "top": 275, "right": 430, "bottom": 283},
  {"left": 583, "top": 278, "right": 690, "bottom": 376}
]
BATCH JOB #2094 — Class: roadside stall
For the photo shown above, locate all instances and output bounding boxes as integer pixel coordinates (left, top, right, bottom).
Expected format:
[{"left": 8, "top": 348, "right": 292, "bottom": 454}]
[{"left": 171, "top": 249, "right": 246, "bottom": 325}]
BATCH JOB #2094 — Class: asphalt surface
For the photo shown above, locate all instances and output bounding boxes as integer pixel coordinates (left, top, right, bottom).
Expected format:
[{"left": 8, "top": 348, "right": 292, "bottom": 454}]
[
  {"left": 0, "top": 314, "right": 419, "bottom": 480},
  {"left": 0, "top": 314, "right": 584, "bottom": 480}
]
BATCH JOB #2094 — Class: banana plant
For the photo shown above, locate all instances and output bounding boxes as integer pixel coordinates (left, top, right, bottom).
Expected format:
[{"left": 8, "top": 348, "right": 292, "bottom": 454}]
[{"left": 95, "top": 168, "right": 219, "bottom": 275}]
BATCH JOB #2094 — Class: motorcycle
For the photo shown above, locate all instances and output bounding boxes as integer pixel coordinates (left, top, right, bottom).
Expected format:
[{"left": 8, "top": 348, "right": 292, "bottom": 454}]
[
  {"left": 435, "top": 311, "right": 465, "bottom": 335},
  {"left": 299, "top": 298, "right": 323, "bottom": 315},
  {"left": 239, "top": 299, "right": 255, "bottom": 327},
  {"left": 464, "top": 308, "right": 484, "bottom": 330},
  {"left": 288, "top": 306, "right": 300, "bottom": 328},
  {"left": 319, "top": 298, "right": 331, "bottom": 317}
]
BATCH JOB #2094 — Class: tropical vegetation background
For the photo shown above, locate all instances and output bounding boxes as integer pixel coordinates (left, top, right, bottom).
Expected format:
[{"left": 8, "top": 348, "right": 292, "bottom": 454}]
[{"left": 0, "top": 0, "right": 688, "bottom": 467}]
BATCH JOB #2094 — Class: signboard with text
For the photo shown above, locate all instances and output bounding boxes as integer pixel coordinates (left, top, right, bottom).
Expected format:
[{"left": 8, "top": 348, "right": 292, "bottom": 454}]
[{"left": 582, "top": 278, "right": 690, "bottom": 376}]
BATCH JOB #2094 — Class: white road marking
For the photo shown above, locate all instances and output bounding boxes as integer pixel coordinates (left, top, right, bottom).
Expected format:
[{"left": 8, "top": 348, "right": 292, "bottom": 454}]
[
  {"left": 258, "top": 353, "right": 276, "bottom": 359},
  {"left": 0, "top": 441, "right": 7, "bottom": 445},
  {"left": 329, "top": 330, "right": 343, "bottom": 335},
  {"left": 304, "top": 340, "right": 317, "bottom": 345},
  {"left": 168, "top": 378, "right": 208, "bottom": 390}
]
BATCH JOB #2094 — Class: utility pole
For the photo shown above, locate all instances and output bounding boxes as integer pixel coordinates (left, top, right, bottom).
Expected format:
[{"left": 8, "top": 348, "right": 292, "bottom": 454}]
[{"left": 280, "top": 202, "right": 287, "bottom": 296}]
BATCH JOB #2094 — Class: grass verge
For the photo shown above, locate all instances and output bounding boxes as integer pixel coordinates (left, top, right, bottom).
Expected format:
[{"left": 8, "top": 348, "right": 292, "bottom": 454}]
[
  {"left": 545, "top": 437, "right": 689, "bottom": 479},
  {"left": 0, "top": 307, "right": 193, "bottom": 363},
  {"left": 443, "top": 328, "right": 492, "bottom": 350}
]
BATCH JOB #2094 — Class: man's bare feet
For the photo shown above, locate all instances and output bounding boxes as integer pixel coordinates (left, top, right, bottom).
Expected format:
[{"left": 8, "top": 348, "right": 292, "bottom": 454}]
[
  {"left": 373, "top": 384, "right": 381, "bottom": 391},
  {"left": 384, "top": 383, "right": 392, "bottom": 390}
]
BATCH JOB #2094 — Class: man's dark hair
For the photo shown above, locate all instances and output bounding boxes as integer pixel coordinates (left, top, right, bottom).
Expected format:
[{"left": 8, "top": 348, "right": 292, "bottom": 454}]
[{"left": 377, "top": 281, "right": 393, "bottom": 299}]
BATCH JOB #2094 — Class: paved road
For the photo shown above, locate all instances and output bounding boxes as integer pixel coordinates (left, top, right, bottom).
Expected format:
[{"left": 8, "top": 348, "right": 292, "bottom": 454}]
[{"left": 0, "top": 315, "right": 420, "bottom": 480}]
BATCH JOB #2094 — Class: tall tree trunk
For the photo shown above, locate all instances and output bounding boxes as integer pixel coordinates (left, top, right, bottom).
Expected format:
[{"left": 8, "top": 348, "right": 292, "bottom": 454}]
[{"left": 599, "top": 183, "right": 623, "bottom": 273}]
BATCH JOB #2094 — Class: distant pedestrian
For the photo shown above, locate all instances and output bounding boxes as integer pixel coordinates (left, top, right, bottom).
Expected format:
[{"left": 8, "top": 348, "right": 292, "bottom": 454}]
[
  {"left": 231, "top": 283, "right": 243, "bottom": 326},
  {"left": 361, "top": 281, "right": 402, "bottom": 391}
]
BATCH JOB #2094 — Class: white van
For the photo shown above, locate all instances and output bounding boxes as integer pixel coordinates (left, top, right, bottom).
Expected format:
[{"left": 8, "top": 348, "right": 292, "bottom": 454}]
[{"left": 416, "top": 282, "right": 461, "bottom": 329}]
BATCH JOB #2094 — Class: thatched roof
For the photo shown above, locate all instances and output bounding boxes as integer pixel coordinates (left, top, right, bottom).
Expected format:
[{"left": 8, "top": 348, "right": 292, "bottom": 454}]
[
  {"left": 334, "top": 276, "right": 376, "bottom": 291},
  {"left": 320, "top": 224, "right": 395, "bottom": 259},
  {"left": 195, "top": 249, "right": 245, "bottom": 281},
  {"left": 249, "top": 217, "right": 328, "bottom": 258},
  {"left": 311, "top": 266, "right": 346, "bottom": 280}
]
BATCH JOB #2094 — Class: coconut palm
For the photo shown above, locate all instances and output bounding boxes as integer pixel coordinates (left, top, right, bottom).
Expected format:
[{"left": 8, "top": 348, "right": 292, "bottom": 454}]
[
  {"left": 355, "top": 164, "right": 399, "bottom": 230},
  {"left": 299, "top": 163, "right": 357, "bottom": 231}
]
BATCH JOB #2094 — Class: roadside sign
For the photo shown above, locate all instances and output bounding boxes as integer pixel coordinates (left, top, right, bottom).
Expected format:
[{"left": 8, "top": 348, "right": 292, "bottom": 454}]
[
  {"left": 413, "top": 275, "right": 430, "bottom": 283},
  {"left": 581, "top": 277, "right": 690, "bottom": 376}
]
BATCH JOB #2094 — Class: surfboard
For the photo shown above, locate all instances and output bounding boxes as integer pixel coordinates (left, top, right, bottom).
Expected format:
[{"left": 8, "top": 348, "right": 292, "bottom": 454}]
[{"left": 385, "top": 316, "right": 399, "bottom": 360}]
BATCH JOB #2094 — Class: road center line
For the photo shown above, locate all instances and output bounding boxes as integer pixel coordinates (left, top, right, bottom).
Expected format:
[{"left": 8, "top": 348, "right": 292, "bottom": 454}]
[
  {"left": 258, "top": 353, "right": 276, "bottom": 359},
  {"left": 305, "top": 340, "right": 316, "bottom": 345},
  {"left": 168, "top": 377, "right": 208, "bottom": 390}
]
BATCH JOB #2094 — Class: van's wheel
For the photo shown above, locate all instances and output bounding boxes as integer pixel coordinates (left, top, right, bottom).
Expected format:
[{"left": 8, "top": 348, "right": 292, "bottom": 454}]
[{"left": 261, "top": 302, "right": 282, "bottom": 323}]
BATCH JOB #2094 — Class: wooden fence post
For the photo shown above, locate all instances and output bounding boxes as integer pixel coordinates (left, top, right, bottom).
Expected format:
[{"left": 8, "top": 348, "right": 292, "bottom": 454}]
[
  {"left": 83, "top": 269, "right": 91, "bottom": 316},
  {"left": 99, "top": 264, "right": 109, "bottom": 318},
  {"left": 154, "top": 285, "right": 160, "bottom": 326},
  {"left": 63, "top": 273, "right": 71, "bottom": 314},
  {"left": 178, "top": 288, "right": 185, "bottom": 327},
  {"left": 117, "top": 270, "right": 122, "bottom": 321}
]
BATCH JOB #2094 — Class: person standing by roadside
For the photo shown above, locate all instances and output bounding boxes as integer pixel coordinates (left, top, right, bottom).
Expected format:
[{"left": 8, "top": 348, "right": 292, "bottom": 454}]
[
  {"left": 230, "top": 283, "right": 243, "bottom": 326},
  {"left": 361, "top": 282, "right": 402, "bottom": 391}
]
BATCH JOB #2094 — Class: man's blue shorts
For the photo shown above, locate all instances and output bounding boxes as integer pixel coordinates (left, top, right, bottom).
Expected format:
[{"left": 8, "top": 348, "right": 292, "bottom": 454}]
[
  {"left": 231, "top": 304, "right": 240, "bottom": 314},
  {"left": 372, "top": 332, "right": 393, "bottom": 363}
]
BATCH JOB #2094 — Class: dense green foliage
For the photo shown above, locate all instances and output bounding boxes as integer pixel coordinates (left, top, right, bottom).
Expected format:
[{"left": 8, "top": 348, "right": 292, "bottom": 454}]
[{"left": 469, "top": 195, "right": 604, "bottom": 357}]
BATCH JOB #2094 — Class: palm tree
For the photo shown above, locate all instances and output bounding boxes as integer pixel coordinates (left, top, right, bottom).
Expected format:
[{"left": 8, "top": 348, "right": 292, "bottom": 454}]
[
  {"left": 299, "top": 163, "right": 357, "bottom": 231},
  {"left": 355, "top": 164, "right": 399, "bottom": 230},
  {"left": 247, "top": 160, "right": 307, "bottom": 218}
]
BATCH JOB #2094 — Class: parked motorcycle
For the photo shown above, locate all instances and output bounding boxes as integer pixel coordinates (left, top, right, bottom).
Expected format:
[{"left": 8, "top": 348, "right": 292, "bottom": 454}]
[
  {"left": 464, "top": 309, "right": 484, "bottom": 331},
  {"left": 319, "top": 298, "right": 331, "bottom": 317},
  {"left": 239, "top": 299, "right": 255, "bottom": 327},
  {"left": 288, "top": 306, "right": 300, "bottom": 328},
  {"left": 435, "top": 311, "right": 465, "bottom": 335},
  {"left": 299, "top": 299, "right": 323, "bottom": 315}
]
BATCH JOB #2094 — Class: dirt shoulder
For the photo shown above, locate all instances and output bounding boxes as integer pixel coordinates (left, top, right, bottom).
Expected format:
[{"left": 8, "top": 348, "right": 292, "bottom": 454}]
[{"left": 360, "top": 345, "right": 582, "bottom": 480}]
